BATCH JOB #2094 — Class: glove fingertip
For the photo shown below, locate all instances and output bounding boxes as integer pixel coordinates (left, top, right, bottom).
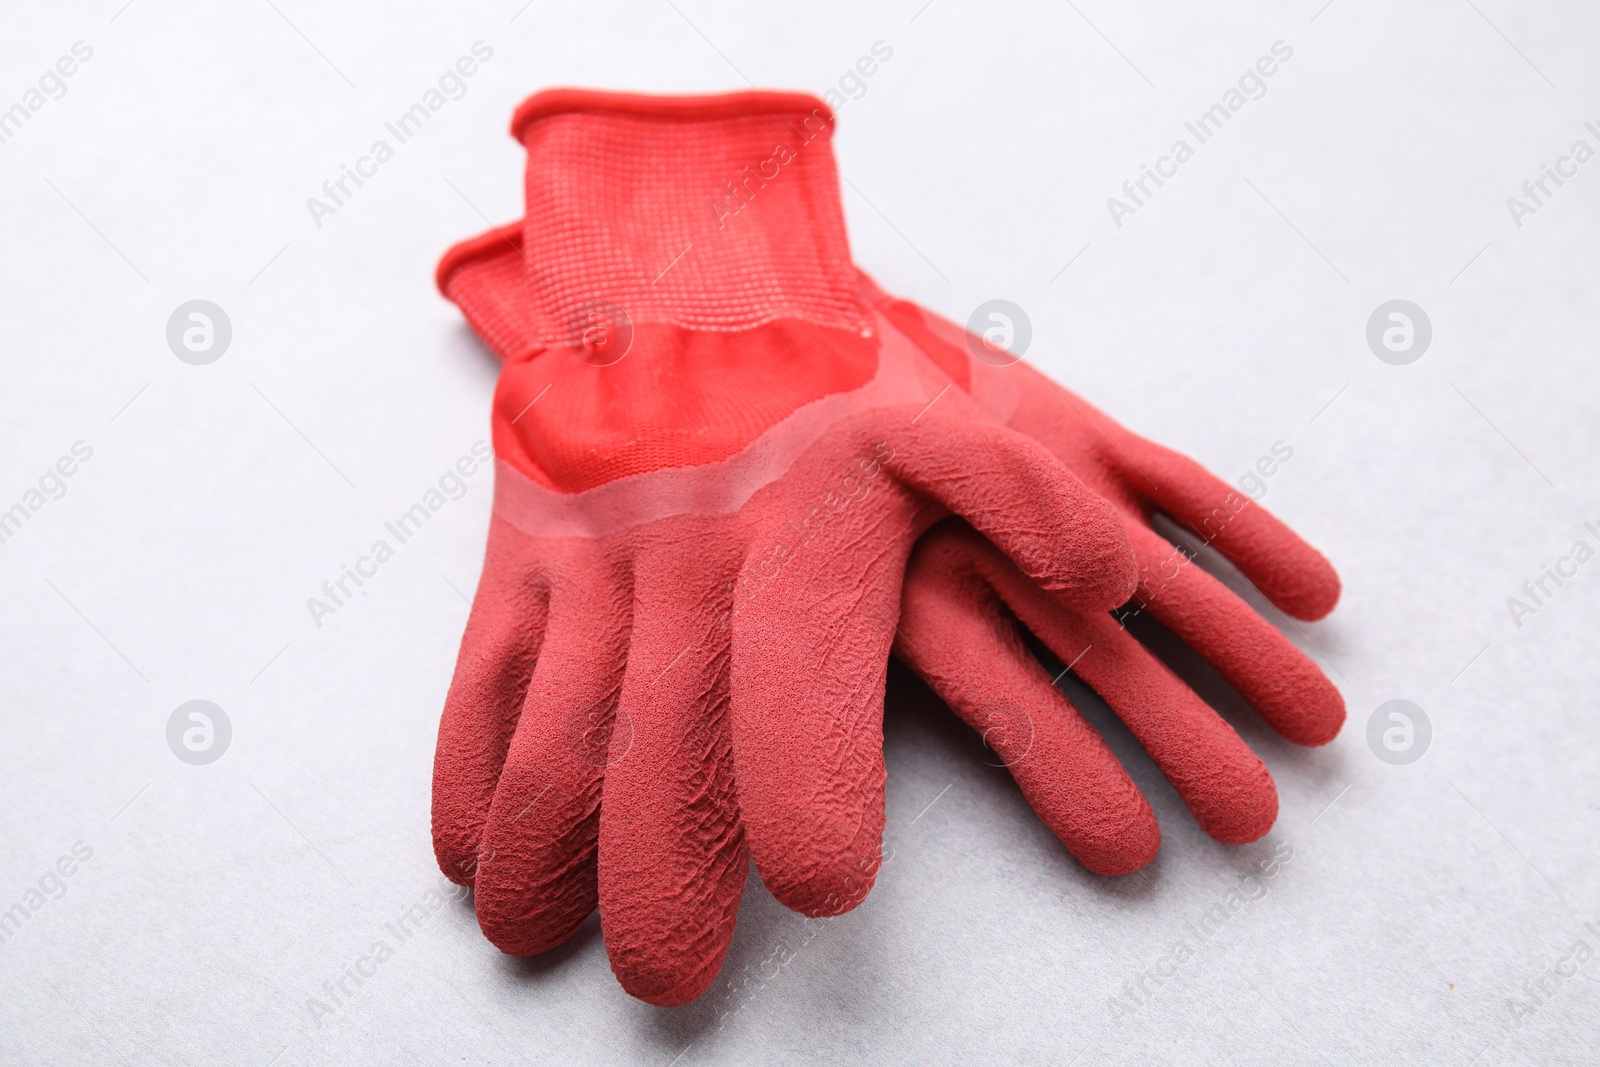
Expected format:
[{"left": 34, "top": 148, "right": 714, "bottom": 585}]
[
  {"left": 1052, "top": 500, "right": 1138, "bottom": 611},
  {"left": 1073, "top": 807, "right": 1161, "bottom": 877},
  {"left": 1276, "top": 680, "right": 1346, "bottom": 748},
  {"left": 479, "top": 908, "right": 588, "bottom": 958},
  {"left": 754, "top": 829, "right": 883, "bottom": 919},
  {"left": 1195, "top": 773, "right": 1279, "bottom": 846},
  {"left": 615, "top": 946, "right": 729, "bottom": 1007},
  {"left": 1278, "top": 553, "right": 1341, "bottom": 622}
]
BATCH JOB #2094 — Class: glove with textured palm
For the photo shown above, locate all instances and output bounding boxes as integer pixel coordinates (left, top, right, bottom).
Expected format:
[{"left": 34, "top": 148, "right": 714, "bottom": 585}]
[{"left": 431, "top": 89, "right": 1137, "bottom": 1006}]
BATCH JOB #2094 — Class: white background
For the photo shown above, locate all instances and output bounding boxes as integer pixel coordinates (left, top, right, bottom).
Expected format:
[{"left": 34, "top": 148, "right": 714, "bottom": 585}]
[{"left": 2, "top": 1, "right": 1598, "bottom": 1063}]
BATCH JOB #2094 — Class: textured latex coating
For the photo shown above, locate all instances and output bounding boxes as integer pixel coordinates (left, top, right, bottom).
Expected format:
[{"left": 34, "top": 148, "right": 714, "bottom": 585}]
[
  {"left": 893, "top": 525, "right": 1163, "bottom": 875},
  {"left": 449, "top": 241, "right": 1346, "bottom": 872},
  {"left": 897, "top": 520, "right": 1277, "bottom": 853}
]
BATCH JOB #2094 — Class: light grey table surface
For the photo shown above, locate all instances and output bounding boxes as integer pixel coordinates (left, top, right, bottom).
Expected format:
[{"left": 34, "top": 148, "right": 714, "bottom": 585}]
[{"left": 2, "top": 1, "right": 1597, "bottom": 1063}]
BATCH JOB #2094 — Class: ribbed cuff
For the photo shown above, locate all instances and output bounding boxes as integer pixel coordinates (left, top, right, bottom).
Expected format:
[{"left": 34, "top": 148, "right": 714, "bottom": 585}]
[{"left": 439, "top": 88, "right": 867, "bottom": 355}]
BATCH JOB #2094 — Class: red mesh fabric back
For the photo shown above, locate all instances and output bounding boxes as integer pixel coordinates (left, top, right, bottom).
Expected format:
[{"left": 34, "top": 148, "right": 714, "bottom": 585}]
[{"left": 492, "top": 321, "right": 877, "bottom": 493}]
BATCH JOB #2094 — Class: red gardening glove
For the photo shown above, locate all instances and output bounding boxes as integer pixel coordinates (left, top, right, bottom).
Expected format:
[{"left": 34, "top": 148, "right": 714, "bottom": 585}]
[
  {"left": 874, "top": 282, "right": 1343, "bottom": 862},
  {"left": 431, "top": 89, "right": 1136, "bottom": 1005}
]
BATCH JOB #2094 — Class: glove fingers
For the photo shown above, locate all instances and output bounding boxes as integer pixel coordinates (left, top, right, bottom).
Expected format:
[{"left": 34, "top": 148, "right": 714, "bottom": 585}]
[
  {"left": 1068, "top": 612, "right": 1278, "bottom": 844},
  {"left": 731, "top": 405, "right": 1136, "bottom": 916},
  {"left": 883, "top": 408, "right": 1137, "bottom": 611},
  {"left": 955, "top": 523, "right": 1279, "bottom": 846},
  {"left": 597, "top": 529, "right": 746, "bottom": 1007},
  {"left": 895, "top": 528, "right": 1159, "bottom": 875},
  {"left": 731, "top": 435, "right": 923, "bottom": 919},
  {"left": 473, "top": 563, "right": 630, "bottom": 956},
  {"left": 1127, "top": 524, "right": 1345, "bottom": 747},
  {"left": 433, "top": 519, "right": 551, "bottom": 887},
  {"left": 1113, "top": 434, "right": 1339, "bottom": 621}
]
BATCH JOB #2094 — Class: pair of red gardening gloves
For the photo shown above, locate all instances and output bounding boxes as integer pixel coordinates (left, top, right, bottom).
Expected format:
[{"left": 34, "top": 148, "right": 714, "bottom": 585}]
[{"left": 430, "top": 89, "right": 1343, "bottom": 1006}]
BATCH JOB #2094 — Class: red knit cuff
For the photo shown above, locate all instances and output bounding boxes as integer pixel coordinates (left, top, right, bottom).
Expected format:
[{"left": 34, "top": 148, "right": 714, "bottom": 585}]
[{"left": 443, "top": 88, "right": 866, "bottom": 351}]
